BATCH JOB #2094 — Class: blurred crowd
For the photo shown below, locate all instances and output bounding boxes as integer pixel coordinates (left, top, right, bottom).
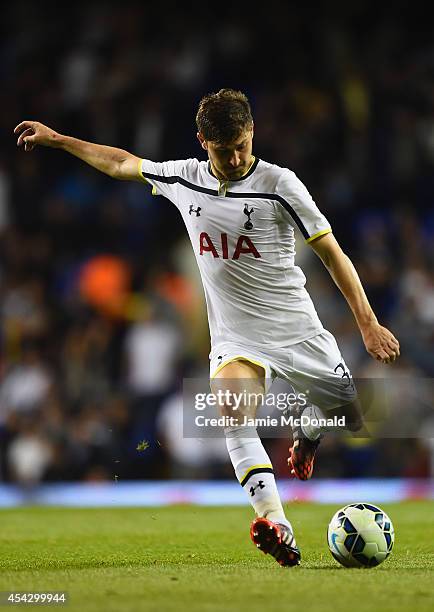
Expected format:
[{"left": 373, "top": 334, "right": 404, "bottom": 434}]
[{"left": 0, "top": 2, "right": 433, "bottom": 486}]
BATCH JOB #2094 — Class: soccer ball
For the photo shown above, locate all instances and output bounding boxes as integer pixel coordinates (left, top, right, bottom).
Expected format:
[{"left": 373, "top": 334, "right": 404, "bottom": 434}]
[{"left": 327, "top": 503, "right": 394, "bottom": 568}]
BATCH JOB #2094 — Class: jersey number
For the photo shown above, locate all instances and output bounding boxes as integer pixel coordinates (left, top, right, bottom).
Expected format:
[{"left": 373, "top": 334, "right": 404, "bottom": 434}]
[{"left": 334, "top": 362, "right": 354, "bottom": 390}]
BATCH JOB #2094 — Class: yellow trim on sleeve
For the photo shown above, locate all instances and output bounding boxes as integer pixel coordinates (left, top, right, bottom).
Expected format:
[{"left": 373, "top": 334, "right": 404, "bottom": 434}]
[
  {"left": 210, "top": 355, "right": 266, "bottom": 379},
  {"left": 239, "top": 463, "right": 273, "bottom": 485},
  {"left": 305, "top": 228, "right": 332, "bottom": 244},
  {"left": 137, "top": 158, "right": 147, "bottom": 183},
  {"left": 137, "top": 158, "right": 158, "bottom": 194}
]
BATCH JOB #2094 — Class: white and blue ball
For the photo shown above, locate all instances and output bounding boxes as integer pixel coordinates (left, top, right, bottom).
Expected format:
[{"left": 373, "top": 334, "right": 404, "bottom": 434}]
[{"left": 327, "top": 503, "right": 394, "bottom": 568}]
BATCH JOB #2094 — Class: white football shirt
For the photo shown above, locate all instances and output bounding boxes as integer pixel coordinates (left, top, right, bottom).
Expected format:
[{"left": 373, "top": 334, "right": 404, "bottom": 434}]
[{"left": 138, "top": 157, "right": 332, "bottom": 350}]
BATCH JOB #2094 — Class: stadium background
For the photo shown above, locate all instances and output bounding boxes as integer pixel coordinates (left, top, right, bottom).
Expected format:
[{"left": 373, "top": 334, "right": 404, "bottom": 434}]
[{"left": 0, "top": 1, "right": 433, "bottom": 497}]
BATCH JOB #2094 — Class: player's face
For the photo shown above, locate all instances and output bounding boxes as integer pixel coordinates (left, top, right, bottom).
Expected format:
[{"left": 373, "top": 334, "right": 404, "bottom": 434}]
[{"left": 198, "top": 127, "right": 254, "bottom": 180}]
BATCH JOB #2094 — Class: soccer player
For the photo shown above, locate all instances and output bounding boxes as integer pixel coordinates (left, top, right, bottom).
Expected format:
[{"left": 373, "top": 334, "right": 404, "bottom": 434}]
[{"left": 14, "top": 89, "right": 400, "bottom": 567}]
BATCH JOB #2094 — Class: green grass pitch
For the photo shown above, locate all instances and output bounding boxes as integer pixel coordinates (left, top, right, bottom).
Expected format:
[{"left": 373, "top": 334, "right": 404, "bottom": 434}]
[{"left": 0, "top": 502, "right": 433, "bottom": 611}]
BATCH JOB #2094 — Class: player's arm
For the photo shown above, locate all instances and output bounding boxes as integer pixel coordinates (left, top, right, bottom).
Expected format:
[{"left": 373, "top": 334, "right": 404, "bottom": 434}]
[
  {"left": 14, "top": 121, "right": 143, "bottom": 182},
  {"left": 309, "top": 232, "right": 400, "bottom": 364}
]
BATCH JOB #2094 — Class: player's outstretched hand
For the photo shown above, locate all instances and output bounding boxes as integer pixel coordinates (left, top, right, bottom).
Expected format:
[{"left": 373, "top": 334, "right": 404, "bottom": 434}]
[
  {"left": 361, "top": 322, "right": 400, "bottom": 364},
  {"left": 14, "top": 121, "right": 62, "bottom": 152}
]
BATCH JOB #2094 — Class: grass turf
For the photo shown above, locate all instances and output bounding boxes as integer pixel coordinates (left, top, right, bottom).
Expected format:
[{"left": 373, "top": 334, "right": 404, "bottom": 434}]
[{"left": 0, "top": 502, "right": 433, "bottom": 612}]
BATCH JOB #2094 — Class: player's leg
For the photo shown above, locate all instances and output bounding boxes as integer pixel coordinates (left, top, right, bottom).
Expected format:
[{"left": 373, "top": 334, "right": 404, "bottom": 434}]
[
  {"left": 283, "top": 330, "right": 361, "bottom": 480},
  {"left": 211, "top": 358, "right": 300, "bottom": 566},
  {"left": 291, "top": 396, "right": 364, "bottom": 446},
  {"left": 288, "top": 397, "right": 364, "bottom": 480},
  {"left": 213, "top": 359, "right": 287, "bottom": 523}
]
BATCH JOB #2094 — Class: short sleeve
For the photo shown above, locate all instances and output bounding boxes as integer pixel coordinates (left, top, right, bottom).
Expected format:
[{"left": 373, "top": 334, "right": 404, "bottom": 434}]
[
  {"left": 276, "top": 169, "right": 332, "bottom": 243},
  {"left": 138, "top": 158, "right": 189, "bottom": 206}
]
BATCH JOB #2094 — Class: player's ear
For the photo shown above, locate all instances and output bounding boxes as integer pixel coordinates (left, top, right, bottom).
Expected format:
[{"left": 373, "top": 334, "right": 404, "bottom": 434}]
[
  {"left": 197, "top": 132, "right": 208, "bottom": 151},
  {"left": 250, "top": 123, "right": 254, "bottom": 139}
]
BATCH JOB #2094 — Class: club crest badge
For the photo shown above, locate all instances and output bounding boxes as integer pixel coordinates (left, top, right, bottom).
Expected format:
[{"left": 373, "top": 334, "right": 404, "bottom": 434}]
[{"left": 243, "top": 204, "right": 254, "bottom": 230}]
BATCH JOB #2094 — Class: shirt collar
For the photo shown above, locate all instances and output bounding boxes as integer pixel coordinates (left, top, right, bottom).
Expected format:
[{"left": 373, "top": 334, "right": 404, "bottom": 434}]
[{"left": 207, "top": 156, "right": 259, "bottom": 182}]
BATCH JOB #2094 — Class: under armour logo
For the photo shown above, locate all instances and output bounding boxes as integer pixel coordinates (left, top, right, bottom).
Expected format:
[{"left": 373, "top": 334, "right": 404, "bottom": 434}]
[
  {"left": 243, "top": 204, "right": 254, "bottom": 230},
  {"left": 249, "top": 481, "right": 265, "bottom": 496},
  {"left": 189, "top": 205, "right": 201, "bottom": 217}
]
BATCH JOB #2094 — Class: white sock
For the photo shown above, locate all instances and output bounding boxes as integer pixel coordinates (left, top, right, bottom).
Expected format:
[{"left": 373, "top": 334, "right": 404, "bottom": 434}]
[
  {"left": 300, "top": 404, "right": 325, "bottom": 441},
  {"left": 300, "top": 403, "right": 347, "bottom": 441},
  {"left": 224, "top": 425, "right": 294, "bottom": 534}
]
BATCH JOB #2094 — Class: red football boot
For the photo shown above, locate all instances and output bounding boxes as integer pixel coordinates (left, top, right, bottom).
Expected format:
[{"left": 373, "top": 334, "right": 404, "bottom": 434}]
[
  {"left": 288, "top": 437, "right": 321, "bottom": 480},
  {"left": 250, "top": 517, "right": 301, "bottom": 567}
]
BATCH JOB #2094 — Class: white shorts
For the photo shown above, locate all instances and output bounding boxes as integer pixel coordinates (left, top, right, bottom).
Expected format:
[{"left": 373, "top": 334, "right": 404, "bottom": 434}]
[{"left": 209, "top": 330, "right": 357, "bottom": 411}]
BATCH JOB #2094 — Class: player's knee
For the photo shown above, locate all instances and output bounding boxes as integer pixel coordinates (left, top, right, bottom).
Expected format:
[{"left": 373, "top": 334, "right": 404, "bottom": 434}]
[{"left": 210, "top": 359, "right": 265, "bottom": 417}]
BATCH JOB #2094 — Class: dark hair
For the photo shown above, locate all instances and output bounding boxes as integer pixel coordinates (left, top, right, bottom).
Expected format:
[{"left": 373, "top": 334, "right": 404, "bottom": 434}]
[{"left": 196, "top": 88, "right": 253, "bottom": 144}]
